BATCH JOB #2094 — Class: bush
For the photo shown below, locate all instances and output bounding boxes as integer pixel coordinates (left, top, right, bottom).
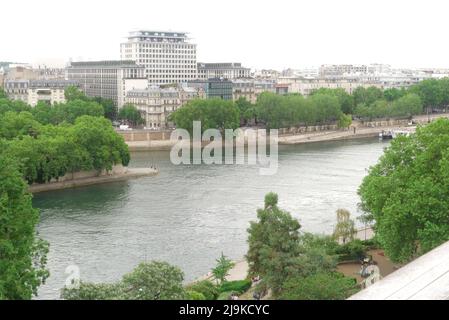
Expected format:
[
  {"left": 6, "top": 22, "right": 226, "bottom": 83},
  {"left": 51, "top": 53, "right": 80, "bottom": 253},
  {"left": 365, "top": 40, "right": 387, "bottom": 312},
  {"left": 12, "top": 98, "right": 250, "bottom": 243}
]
[
  {"left": 335, "top": 240, "right": 366, "bottom": 261},
  {"left": 186, "top": 280, "right": 219, "bottom": 300},
  {"left": 219, "top": 280, "right": 252, "bottom": 294},
  {"left": 61, "top": 282, "right": 122, "bottom": 300},
  {"left": 279, "top": 272, "right": 359, "bottom": 300},
  {"left": 186, "top": 290, "right": 206, "bottom": 300}
]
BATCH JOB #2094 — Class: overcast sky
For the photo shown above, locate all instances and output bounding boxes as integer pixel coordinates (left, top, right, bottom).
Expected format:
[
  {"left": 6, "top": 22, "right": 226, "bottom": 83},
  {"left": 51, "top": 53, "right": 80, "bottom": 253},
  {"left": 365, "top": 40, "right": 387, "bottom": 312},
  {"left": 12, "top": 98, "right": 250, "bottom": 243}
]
[{"left": 1, "top": 0, "right": 448, "bottom": 70}]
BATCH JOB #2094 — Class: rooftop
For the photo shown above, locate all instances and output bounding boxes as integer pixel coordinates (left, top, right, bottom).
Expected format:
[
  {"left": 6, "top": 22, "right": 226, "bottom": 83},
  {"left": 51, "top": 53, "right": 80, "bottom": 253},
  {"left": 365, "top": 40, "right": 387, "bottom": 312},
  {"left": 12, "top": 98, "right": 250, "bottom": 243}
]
[
  {"left": 125, "top": 30, "right": 191, "bottom": 43},
  {"left": 349, "top": 241, "right": 449, "bottom": 300},
  {"left": 29, "top": 79, "right": 80, "bottom": 88}
]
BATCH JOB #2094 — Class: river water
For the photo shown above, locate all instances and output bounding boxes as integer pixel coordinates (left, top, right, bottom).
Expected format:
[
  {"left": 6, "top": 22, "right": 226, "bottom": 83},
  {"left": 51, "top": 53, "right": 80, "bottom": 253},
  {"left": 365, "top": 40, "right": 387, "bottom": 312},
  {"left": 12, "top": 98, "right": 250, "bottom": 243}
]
[{"left": 34, "top": 138, "right": 389, "bottom": 299}]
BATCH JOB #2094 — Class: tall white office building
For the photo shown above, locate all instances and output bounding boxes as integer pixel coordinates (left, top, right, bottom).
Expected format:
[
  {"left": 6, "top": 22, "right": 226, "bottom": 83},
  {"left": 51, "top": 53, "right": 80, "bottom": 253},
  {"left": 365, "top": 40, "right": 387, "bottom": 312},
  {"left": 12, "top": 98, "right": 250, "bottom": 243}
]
[{"left": 120, "top": 30, "right": 197, "bottom": 85}]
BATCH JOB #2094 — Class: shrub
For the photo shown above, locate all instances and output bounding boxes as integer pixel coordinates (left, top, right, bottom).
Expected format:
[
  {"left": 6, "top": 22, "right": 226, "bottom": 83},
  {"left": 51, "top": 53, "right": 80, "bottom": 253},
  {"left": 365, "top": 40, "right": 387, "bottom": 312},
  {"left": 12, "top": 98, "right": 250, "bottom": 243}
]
[
  {"left": 186, "top": 290, "right": 206, "bottom": 300},
  {"left": 279, "top": 272, "right": 359, "bottom": 300},
  {"left": 186, "top": 280, "right": 219, "bottom": 300},
  {"left": 219, "top": 280, "right": 252, "bottom": 294},
  {"left": 335, "top": 240, "right": 366, "bottom": 261}
]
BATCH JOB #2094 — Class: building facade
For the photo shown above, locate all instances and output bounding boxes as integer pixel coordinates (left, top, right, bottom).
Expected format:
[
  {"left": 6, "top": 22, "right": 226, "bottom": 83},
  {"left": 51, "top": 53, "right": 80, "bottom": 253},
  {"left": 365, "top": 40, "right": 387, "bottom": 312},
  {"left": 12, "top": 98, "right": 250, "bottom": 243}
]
[
  {"left": 4, "top": 80, "right": 29, "bottom": 102},
  {"left": 120, "top": 30, "right": 197, "bottom": 85},
  {"left": 125, "top": 85, "right": 204, "bottom": 129},
  {"left": 277, "top": 77, "right": 383, "bottom": 95},
  {"left": 197, "top": 62, "right": 250, "bottom": 80},
  {"left": 5, "top": 65, "right": 39, "bottom": 81},
  {"left": 27, "top": 80, "right": 80, "bottom": 106},
  {"left": 67, "top": 60, "right": 147, "bottom": 107},
  {"left": 319, "top": 64, "right": 368, "bottom": 77},
  {"left": 232, "top": 79, "right": 276, "bottom": 103},
  {"left": 187, "top": 78, "right": 233, "bottom": 100}
]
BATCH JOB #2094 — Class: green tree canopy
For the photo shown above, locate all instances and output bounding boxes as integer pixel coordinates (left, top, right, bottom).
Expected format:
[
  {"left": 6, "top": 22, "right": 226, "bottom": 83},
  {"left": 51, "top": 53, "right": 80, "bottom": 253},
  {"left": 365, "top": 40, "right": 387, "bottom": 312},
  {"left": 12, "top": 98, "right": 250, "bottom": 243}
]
[
  {"left": 118, "top": 103, "right": 145, "bottom": 127},
  {"left": 279, "top": 272, "right": 358, "bottom": 300},
  {"left": 169, "top": 99, "right": 240, "bottom": 133},
  {"left": 64, "top": 85, "right": 87, "bottom": 102},
  {"left": 61, "top": 261, "right": 186, "bottom": 300},
  {"left": 0, "top": 155, "right": 49, "bottom": 299},
  {"left": 353, "top": 86, "right": 384, "bottom": 107},
  {"left": 246, "top": 192, "right": 302, "bottom": 296},
  {"left": 0, "top": 111, "right": 42, "bottom": 139},
  {"left": 211, "top": 253, "right": 235, "bottom": 284},
  {"left": 359, "top": 118, "right": 449, "bottom": 262}
]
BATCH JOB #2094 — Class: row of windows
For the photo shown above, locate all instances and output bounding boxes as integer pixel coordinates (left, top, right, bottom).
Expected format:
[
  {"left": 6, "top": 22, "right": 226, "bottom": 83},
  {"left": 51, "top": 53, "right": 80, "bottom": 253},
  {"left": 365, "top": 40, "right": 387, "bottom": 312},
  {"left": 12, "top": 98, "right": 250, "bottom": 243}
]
[
  {"left": 144, "top": 69, "right": 196, "bottom": 73},
  {"left": 138, "top": 49, "right": 196, "bottom": 54},
  {"left": 138, "top": 44, "right": 195, "bottom": 50},
  {"left": 140, "top": 61, "right": 196, "bottom": 66},
  {"left": 138, "top": 54, "right": 195, "bottom": 59},
  {"left": 147, "top": 74, "right": 196, "bottom": 79}
]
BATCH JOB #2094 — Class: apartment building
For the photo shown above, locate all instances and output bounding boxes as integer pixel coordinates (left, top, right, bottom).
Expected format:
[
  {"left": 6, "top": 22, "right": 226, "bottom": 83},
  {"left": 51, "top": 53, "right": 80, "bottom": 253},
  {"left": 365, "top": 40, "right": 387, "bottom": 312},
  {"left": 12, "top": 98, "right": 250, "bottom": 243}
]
[
  {"left": 277, "top": 77, "right": 382, "bottom": 95},
  {"left": 125, "top": 85, "right": 204, "bottom": 129},
  {"left": 232, "top": 79, "right": 276, "bottom": 103},
  {"left": 319, "top": 64, "right": 368, "bottom": 77},
  {"left": 120, "top": 30, "right": 197, "bottom": 85},
  {"left": 27, "top": 80, "right": 80, "bottom": 106},
  {"left": 67, "top": 60, "right": 147, "bottom": 107},
  {"left": 3, "top": 80, "right": 29, "bottom": 102}
]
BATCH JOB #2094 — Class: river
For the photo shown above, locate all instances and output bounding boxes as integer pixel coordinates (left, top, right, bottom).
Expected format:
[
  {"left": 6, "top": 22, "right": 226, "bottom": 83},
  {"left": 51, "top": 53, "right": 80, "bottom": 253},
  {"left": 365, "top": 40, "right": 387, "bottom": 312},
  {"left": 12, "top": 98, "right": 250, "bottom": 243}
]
[{"left": 34, "top": 138, "right": 389, "bottom": 299}]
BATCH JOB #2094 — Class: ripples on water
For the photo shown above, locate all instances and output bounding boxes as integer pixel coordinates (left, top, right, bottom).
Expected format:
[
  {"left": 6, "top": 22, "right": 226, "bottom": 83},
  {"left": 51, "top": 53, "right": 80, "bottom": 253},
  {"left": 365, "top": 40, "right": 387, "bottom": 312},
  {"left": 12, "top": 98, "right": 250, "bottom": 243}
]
[{"left": 34, "top": 138, "right": 389, "bottom": 299}]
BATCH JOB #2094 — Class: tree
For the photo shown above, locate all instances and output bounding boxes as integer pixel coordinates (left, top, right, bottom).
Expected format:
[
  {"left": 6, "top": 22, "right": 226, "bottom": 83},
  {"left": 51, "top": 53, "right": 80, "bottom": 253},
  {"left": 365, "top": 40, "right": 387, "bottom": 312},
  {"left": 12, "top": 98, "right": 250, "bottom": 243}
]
[
  {"left": 409, "top": 79, "right": 443, "bottom": 111},
  {"left": 169, "top": 99, "right": 240, "bottom": 133},
  {"left": 0, "top": 111, "right": 42, "bottom": 139},
  {"left": 60, "top": 282, "right": 122, "bottom": 300},
  {"left": 121, "top": 262, "right": 186, "bottom": 300},
  {"left": 0, "top": 88, "right": 6, "bottom": 99},
  {"left": 211, "top": 253, "right": 235, "bottom": 284},
  {"left": 390, "top": 93, "right": 423, "bottom": 118},
  {"left": 95, "top": 98, "right": 117, "bottom": 121},
  {"left": 62, "top": 261, "right": 186, "bottom": 300},
  {"left": 383, "top": 88, "right": 406, "bottom": 102},
  {"left": 118, "top": 104, "right": 145, "bottom": 127},
  {"left": 185, "top": 280, "right": 219, "bottom": 300},
  {"left": 311, "top": 88, "right": 354, "bottom": 114},
  {"left": 337, "top": 114, "right": 352, "bottom": 129},
  {"left": 353, "top": 86, "right": 384, "bottom": 108},
  {"left": 332, "top": 209, "right": 356, "bottom": 244},
  {"left": 246, "top": 193, "right": 302, "bottom": 296},
  {"left": 359, "top": 118, "right": 449, "bottom": 262},
  {"left": 70, "top": 116, "right": 130, "bottom": 170},
  {"left": 279, "top": 272, "right": 358, "bottom": 300},
  {"left": 64, "top": 85, "right": 87, "bottom": 102},
  {"left": 0, "top": 155, "right": 49, "bottom": 299},
  {"left": 235, "top": 97, "right": 254, "bottom": 125}
]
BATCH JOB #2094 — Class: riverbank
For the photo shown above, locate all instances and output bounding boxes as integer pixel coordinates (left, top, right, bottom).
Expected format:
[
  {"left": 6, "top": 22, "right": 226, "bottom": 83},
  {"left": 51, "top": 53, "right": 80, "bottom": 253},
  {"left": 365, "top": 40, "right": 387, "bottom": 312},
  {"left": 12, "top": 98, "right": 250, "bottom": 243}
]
[
  {"left": 193, "top": 227, "right": 377, "bottom": 287},
  {"left": 29, "top": 167, "right": 158, "bottom": 194},
  {"left": 124, "top": 114, "right": 449, "bottom": 151},
  {"left": 278, "top": 126, "right": 381, "bottom": 145}
]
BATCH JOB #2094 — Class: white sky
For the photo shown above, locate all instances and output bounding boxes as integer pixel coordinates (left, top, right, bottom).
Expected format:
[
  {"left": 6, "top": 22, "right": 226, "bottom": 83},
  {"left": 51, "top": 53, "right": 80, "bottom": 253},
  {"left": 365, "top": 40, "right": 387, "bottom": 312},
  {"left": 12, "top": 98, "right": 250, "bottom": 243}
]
[{"left": 1, "top": 0, "right": 448, "bottom": 70}]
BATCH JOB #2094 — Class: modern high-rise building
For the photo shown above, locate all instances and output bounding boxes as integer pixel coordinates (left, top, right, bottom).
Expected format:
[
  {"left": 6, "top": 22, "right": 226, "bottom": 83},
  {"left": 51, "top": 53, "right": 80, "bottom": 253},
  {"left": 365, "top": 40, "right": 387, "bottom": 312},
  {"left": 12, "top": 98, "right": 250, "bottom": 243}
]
[
  {"left": 120, "top": 30, "right": 197, "bottom": 85},
  {"left": 67, "top": 60, "right": 147, "bottom": 107}
]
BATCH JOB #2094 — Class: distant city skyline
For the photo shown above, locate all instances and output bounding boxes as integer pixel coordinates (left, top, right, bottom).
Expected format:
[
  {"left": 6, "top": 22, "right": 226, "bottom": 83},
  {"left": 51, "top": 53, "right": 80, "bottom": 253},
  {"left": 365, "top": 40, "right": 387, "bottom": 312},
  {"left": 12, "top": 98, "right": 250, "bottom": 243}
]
[{"left": 2, "top": 0, "right": 449, "bottom": 70}]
